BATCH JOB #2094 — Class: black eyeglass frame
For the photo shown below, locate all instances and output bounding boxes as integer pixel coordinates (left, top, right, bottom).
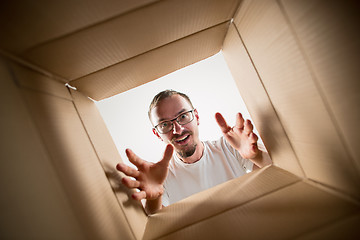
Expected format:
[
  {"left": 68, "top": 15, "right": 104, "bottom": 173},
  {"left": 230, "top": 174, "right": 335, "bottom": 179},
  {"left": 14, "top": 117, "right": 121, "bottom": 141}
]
[{"left": 153, "top": 109, "right": 196, "bottom": 134}]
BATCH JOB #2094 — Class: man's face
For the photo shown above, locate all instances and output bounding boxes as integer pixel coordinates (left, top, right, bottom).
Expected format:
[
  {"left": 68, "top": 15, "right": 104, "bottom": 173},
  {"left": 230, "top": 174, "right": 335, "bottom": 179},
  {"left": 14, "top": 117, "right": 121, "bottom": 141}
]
[{"left": 150, "top": 95, "right": 201, "bottom": 159}]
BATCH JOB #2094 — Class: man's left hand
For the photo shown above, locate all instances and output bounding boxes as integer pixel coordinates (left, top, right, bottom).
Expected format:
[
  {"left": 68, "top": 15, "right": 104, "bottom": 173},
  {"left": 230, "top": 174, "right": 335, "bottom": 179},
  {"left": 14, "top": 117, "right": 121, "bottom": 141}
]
[{"left": 215, "top": 112, "right": 259, "bottom": 160}]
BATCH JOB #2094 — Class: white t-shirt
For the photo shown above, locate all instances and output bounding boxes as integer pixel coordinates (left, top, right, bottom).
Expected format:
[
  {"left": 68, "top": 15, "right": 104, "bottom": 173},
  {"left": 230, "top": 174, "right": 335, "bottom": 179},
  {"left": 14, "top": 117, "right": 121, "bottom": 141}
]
[{"left": 162, "top": 137, "right": 254, "bottom": 206}]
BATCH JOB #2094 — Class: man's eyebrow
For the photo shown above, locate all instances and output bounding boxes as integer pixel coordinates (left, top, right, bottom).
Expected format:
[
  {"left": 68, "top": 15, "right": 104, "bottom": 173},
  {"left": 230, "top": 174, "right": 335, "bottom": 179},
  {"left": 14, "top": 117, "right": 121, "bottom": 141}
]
[{"left": 157, "top": 108, "right": 187, "bottom": 123}]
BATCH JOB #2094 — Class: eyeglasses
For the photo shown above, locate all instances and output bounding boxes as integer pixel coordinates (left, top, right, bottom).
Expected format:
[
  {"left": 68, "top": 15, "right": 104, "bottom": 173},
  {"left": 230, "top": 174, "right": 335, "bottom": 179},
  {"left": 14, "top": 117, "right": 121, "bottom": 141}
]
[{"left": 154, "top": 109, "right": 195, "bottom": 134}]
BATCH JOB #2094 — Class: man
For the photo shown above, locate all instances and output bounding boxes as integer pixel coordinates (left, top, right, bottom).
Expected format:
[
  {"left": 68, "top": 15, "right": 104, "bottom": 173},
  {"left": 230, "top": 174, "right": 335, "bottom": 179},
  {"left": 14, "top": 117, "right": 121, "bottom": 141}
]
[{"left": 116, "top": 90, "right": 272, "bottom": 215}]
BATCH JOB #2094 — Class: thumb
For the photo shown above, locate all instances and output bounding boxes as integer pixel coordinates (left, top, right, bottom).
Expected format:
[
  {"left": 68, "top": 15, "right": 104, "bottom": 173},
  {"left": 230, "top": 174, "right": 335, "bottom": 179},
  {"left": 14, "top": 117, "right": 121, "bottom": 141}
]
[{"left": 158, "top": 144, "right": 174, "bottom": 167}]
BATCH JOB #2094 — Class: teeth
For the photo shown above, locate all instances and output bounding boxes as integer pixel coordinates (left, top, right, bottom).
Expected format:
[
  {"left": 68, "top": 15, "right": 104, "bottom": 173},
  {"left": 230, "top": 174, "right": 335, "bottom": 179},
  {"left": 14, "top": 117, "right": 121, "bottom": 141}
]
[{"left": 176, "top": 135, "right": 188, "bottom": 142}]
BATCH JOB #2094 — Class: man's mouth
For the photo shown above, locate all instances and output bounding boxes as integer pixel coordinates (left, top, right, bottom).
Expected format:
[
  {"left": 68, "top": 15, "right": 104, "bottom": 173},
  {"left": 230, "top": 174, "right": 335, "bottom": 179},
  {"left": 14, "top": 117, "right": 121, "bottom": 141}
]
[{"left": 174, "top": 134, "right": 190, "bottom": 144}]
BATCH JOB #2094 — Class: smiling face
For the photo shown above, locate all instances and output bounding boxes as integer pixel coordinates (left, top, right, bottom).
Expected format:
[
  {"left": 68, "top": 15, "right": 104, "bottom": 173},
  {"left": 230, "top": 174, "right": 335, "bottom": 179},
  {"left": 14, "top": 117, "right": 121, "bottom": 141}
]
[{"left": 150, "top": 94, "right": 203, "bottom": 162}]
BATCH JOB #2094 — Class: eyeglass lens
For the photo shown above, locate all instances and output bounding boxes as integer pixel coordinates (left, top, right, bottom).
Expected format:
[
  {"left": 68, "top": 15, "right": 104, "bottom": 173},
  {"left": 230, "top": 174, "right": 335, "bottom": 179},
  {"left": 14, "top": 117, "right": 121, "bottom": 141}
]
[{"left": 156, "top": 110, "right": 194, "bottom": 133}]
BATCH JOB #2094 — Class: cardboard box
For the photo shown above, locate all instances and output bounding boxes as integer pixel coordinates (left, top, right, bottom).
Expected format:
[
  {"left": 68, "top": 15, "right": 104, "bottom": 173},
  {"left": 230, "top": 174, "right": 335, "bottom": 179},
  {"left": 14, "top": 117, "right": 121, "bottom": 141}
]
[{"left": 1, "top": 0, "right": 359, "bottom": 239}]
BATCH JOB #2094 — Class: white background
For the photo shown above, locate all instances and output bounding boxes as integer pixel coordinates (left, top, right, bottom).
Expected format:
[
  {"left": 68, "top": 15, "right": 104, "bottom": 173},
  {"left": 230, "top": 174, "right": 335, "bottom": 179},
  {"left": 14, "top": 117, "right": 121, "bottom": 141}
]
[{"left": 95, "top": 52, "right": 261, "bottom": 166}]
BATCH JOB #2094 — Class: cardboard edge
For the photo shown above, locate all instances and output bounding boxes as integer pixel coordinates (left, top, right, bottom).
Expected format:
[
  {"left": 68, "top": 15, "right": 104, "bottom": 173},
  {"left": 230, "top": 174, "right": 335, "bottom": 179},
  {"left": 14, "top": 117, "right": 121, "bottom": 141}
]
[{"left": 70, "top": 21, "right": 230, "bottom": 100}]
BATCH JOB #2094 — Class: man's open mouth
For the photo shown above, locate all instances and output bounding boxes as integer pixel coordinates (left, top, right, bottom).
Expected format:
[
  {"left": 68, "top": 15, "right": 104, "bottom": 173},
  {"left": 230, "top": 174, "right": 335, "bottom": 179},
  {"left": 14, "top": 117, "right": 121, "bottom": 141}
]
[{"left": 174, "top": 135, "right": 190, "bottom": 144}]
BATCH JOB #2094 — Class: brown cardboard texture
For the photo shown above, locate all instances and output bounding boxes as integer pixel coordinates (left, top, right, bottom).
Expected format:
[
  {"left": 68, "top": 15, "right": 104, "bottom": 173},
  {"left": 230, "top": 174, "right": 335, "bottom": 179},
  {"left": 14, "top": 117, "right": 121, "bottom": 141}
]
[{"left": 1, "top": 0, "right": 359, "bottom": 239}]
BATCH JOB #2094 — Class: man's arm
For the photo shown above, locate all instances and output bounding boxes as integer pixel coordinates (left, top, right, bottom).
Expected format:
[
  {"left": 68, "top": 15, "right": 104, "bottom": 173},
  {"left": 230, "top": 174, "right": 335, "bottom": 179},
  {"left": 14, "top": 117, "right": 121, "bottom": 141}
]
[
  {"left": 116, "top": 144, "right": 173, "bottom": 215},
  {"left": 145, "top": 198, "right": 164, "bottom": 215},
  {"left": 250, "top": 148, "right": 272, "bottom": 170},
  {"left": 215, "top": 112, "right": 272, "bottom": 169}
]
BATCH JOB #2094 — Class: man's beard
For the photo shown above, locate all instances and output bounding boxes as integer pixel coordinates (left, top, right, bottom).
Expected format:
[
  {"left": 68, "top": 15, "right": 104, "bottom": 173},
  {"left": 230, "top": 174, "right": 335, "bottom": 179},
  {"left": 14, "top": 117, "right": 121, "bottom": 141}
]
[
  {"left": 176, "top": 143, "right": 197, "bottom": 159},
  {"left": 171, "top": 130, "right": 197, "bottom": 159}
]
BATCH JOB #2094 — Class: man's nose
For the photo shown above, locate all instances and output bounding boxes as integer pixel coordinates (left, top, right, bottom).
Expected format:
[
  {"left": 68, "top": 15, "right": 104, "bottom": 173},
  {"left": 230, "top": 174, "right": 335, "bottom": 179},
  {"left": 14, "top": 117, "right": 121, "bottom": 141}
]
[{"left": 172, "top": 121, "right": 184, "bottom": 134}]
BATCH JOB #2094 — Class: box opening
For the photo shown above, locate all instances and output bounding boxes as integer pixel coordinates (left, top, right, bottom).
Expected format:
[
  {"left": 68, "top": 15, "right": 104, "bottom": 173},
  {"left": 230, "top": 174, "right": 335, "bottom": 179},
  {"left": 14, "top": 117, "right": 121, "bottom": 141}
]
[{"left": 95, "top": 51, "right": 264, "bottom": 205}]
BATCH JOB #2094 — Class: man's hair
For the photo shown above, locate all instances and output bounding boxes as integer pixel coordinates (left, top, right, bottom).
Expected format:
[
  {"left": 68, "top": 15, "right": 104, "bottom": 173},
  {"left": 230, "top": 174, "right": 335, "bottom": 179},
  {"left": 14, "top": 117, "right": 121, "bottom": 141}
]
[{"left": 148, "top": 90, "right": 194, "bottom": 125}]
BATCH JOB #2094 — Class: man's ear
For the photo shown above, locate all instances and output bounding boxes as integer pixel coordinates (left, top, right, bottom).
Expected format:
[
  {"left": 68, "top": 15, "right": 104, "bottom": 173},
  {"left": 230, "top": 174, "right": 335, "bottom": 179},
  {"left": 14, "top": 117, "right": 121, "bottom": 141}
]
[
  {"left": 152, "top": 128, "right": 163, "bottom": 141},
  {"left": 194, "top": 109, "right": 200, "bottom": 125}
]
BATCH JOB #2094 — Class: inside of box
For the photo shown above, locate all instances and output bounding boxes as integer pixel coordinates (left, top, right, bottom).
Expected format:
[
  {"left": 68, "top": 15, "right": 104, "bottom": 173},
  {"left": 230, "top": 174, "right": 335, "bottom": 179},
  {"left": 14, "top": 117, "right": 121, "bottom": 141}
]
[
  {"left": 95, "top": 52, "right": 264, "bottom": 167},
  {"left": 1, "top": 0, "right": 359, "bottom": 239}
]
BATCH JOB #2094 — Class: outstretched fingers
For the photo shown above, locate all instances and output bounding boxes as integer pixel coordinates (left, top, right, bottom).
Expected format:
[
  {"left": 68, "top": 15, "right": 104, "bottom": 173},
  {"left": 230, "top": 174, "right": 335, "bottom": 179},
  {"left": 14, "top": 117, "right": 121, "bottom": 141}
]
[
  {"left": 158, "top": 144, "right": 174, "bottom": 167},
  {"left": 116, "top": 163, "right": 142, "bottom": 190},
  {"left": 249, "top": 132, "right": 258, "bottom": 144},
  {"left": 132, "top": 191, "right": 147, "bottom": 201},
  {"left": 215, "top": 112, "right": 231, "bottom": 133},
  {"left": 235, "top": 112, "right": 245, "bottom": 129},
  {"left": 244, "top": 119, "right": 254, "bottom": 135},
  {"left": 125, "top": 148, "right": 144, "bottom": 168},
  {"left": 121, "top": 176, "right": 140, "bottom": 188},
  {"left": 116, "top": 163, "right": 140, "bottom": 178}
]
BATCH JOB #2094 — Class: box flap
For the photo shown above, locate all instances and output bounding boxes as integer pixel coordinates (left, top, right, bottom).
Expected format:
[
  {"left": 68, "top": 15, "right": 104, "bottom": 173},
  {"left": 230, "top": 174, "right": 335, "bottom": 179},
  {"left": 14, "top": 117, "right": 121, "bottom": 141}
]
[
  {"left": 70, "top": 22, "right": 229, "bottom": 100},
  {"left": 232, "top": 0, "right": 360, "bottom": 199},
  {"left": 144, "top": 165, "right": 301, "bottom": 239},
  {"left": 144, "top": 166, "right": 359, "bottom": 239},
  {"left": 70, "top": 89, "right": 147, "bottom": 239},
  {"left": 0, "top": 0, "right": 158, "bottom": 53},
  {"left": 223, "top": 23, "right": 305, "bottom": 177}
]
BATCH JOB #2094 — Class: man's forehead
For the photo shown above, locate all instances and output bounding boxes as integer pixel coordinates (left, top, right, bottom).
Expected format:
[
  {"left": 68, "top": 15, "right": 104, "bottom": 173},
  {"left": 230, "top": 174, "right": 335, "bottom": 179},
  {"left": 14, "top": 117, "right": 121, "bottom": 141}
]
[{"left": 151, "top": 95, "right": 192, "bottom": 122}]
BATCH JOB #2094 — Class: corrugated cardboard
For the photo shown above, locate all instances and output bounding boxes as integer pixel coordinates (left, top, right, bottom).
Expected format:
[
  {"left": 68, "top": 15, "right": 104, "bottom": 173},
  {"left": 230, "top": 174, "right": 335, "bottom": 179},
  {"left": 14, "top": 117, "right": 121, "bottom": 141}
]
[
  {"left": 144, "top": 165, "right": 301, "bottom": 239},
  {"left": 70, "top": 89, "right": 148, "bottom": 239},
  {"left": 0, "top": 0, "right": 359, "bottom": 239},
  {"left": 70, "top": 22, "right": 230, "bottom": 100},
  {"left": 3, "top": 62, "right": 141, "bottom": 239},
  {"left": 0, "top": 59, "right": 85, "bottom": 239},
  {"left": 5, "top": 0, "right": 239, "bottom": 80},
  {"left": 20, "top": 73, "right": 136, "bottom": 239},
  {"left": 232, "top": 0, "right": 360, "bottom": 199},
  {"left": 144, "top": 166, "right": 358, "bottom": 239},
  {"left": 281, "top": 0, "right": 360, "bottom": 173},
  {"left": 0, "top": 0, "right": 159, "bottom": 54},
  {"left": 222, "top": 23, "right": 305, "bottom": 177}
]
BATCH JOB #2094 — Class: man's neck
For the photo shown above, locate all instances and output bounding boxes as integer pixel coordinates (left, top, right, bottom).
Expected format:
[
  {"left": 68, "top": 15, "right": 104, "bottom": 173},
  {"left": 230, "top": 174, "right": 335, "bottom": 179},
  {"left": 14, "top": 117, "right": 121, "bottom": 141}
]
[{"left": 178, "top": 142, "right": 204, "bottom": 164}]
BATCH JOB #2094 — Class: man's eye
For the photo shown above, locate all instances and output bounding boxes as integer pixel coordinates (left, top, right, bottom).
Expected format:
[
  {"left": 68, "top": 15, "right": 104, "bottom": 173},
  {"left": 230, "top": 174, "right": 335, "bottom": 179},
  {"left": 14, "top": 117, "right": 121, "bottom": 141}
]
[
  {"left": 180, "top": 114, "right": 187, "bottom": 119},
  {"left": 160, "top": 122, "right": 169, "bottom": 128}
]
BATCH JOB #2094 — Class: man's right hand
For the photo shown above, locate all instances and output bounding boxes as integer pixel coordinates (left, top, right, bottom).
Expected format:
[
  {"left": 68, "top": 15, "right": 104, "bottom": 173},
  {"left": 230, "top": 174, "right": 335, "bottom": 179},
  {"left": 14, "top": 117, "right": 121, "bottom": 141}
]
[{"left": 116, "top": 144, "right": 174, "bottom": 202}]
